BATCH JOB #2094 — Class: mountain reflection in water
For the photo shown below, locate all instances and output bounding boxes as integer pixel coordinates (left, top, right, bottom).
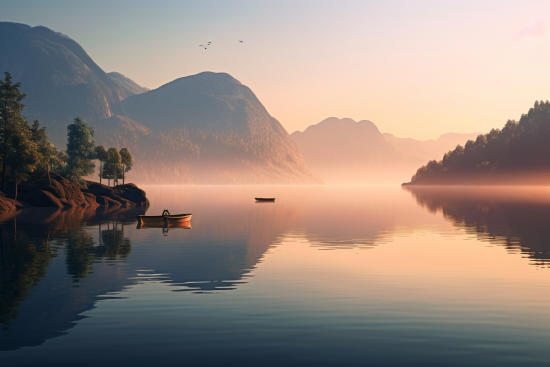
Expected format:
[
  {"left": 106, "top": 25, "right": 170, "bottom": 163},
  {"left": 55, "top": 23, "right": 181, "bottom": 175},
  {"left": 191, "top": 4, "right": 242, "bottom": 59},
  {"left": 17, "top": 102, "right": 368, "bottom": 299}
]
[{"left": 405, "top": 186, "right": 550, "bottom": 266}]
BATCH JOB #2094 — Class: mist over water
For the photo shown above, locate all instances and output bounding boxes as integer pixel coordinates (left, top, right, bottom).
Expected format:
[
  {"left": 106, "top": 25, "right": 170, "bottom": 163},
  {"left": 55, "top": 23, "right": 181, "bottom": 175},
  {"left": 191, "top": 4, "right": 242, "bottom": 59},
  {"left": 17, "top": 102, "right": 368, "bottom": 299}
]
[{"left": 1, "top": 186, "right": 549, "bottom": 366}]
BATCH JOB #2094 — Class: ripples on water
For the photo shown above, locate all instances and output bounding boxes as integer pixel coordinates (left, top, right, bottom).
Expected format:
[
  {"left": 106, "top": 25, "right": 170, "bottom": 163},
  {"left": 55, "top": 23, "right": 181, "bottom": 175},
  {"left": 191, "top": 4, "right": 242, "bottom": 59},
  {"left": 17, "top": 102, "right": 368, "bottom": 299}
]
[{"left": 0, "top": 186, "right": 549, "bottom": 366}]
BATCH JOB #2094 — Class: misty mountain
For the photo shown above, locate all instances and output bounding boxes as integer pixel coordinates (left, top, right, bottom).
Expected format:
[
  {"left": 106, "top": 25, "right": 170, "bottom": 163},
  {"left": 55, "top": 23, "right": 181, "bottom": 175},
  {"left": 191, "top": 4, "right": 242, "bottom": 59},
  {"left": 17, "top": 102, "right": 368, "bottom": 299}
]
[
  {"left": 291, "top": 118, "right": 422, "bottom": 184},
  {"left": 0, "top": 22, "right": 147, "bottom": 144},
  {"left": 100, "top": 72, "right": 320, "bottom": 183},
  {"left": 0, "top": 22, "right": 320, "bottom": 184},
  {"left": 292, "top": 118, "right": 480, "bottom": 184},
  {"left": 383, "top": 132, "right": 480, "bottom": 163},
  {"left": 405, "top": 101, "right": 550, "bottom": 185}
]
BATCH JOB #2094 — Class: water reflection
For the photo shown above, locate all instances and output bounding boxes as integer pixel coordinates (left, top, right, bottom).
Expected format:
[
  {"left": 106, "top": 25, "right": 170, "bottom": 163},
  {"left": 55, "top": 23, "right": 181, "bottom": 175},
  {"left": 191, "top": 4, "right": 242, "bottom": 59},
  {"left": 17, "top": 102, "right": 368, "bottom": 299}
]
[
  {"left": 0, "top": 191, "right": 302, "bottom": 350},
  {"left": 131, "top": 195, "right": 301, "bottom": 292},
  {"left": 1, "top": 186, "right": 549, "bottom": 365},
  {"left": 0, "top": 206, "right": 143, "bottom": 350},
  {"left": 405, "top": 186, "right": 550, "bottom": 266}
]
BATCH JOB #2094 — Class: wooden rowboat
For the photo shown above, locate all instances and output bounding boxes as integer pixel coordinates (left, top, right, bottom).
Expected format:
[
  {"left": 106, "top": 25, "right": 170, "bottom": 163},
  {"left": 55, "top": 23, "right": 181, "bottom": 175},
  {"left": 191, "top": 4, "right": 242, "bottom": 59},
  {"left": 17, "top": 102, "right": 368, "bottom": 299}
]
[
  {"left": 255, "top": 198, "right": 275, "bottom": 202},
  {"left": 137, "top": 210, "right": 192, "bottom": 227}
]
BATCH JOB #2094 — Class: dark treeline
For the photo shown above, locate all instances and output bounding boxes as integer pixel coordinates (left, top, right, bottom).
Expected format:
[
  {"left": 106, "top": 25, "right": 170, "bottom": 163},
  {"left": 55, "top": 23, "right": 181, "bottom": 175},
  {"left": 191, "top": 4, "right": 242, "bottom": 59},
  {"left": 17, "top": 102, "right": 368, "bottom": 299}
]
[
  {"left": 0, "top": 72, "right": 133, "bottom": 199},
  {"left": 408, "top": 101, "right": 550, "bottom": 184}
]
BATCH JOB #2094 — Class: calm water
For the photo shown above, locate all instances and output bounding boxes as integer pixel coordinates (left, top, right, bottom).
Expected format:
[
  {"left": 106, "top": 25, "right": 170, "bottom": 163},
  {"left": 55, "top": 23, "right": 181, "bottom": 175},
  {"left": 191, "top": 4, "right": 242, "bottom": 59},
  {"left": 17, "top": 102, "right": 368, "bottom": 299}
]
[{"left": 1, "top": 186, "right": 549, "bottom": 366}]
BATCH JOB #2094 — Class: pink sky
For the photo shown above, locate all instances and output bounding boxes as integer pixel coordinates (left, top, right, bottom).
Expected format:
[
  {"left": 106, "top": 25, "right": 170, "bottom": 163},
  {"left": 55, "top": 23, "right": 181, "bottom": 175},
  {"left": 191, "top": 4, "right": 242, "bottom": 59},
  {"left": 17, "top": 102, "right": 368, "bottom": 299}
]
[{"left": 3, "top": 0, "right": 550, "bottom": 139}]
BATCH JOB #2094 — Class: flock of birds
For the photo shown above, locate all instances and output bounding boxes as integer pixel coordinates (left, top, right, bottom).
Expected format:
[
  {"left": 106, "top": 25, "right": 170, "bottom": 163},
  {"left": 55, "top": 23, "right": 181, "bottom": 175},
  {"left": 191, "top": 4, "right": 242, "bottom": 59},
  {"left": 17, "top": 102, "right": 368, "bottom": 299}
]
[{"left": 199, "top": 40, "right": 243, "bottom": 50}]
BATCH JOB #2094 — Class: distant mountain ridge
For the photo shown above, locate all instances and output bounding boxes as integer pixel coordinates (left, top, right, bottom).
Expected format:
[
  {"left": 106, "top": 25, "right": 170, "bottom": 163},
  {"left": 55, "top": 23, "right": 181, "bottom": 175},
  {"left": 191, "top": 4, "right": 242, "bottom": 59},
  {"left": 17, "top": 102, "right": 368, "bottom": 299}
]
[
  {"left": 0, "top": 22, "right": 320, "bottom": 184},
  {"left": 292, "top": 117, "right": 478, "bottom": 184},
  {"left": 383, "top": 132, "right": 481, "bottom": 163}
]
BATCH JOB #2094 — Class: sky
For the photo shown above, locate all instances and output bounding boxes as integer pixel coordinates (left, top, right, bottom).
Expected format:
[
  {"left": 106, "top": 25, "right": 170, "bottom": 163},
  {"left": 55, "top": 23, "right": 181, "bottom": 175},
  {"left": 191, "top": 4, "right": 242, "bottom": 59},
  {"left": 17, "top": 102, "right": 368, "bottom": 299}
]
[{"left": 2, "top": 0, "right": 550, "bottom": 140}]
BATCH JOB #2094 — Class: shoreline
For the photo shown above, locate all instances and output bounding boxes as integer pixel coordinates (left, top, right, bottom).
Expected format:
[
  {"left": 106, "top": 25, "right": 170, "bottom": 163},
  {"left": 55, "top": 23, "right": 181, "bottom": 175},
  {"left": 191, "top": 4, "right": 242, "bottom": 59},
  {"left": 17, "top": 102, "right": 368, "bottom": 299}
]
[{"left": 0, "top": 174, "right": 149, "bottom": 214}]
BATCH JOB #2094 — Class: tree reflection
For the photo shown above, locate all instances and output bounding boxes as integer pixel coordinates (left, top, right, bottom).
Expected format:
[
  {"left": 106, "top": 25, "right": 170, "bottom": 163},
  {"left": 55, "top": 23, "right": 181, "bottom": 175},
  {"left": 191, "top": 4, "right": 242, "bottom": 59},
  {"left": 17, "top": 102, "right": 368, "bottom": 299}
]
[
  {"left": 65, "top": 230, "right": 96, "bottom": 282},
  {"left": 405, "top": 186, "right": 550, "bottom": 266},
  {"left": 64, "top": 223, "right": 131, "bottom": 282},
  {"left": 0, "top": 221, "right": 55, "bottom": 329},
  {"left": 98, "top": 223, "right": 131, "bottom": 259},
  {"left": 0, "top": 207, "right": 138, "bottom": 328}
]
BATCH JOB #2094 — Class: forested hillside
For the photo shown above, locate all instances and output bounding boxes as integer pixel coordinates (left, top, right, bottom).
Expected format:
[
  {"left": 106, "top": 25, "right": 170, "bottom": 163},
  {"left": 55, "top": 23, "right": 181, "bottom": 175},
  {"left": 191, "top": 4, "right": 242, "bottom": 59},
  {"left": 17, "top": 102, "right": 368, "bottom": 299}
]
[{"left": 405, "top": 101, "right": 550, "bottom": 185}]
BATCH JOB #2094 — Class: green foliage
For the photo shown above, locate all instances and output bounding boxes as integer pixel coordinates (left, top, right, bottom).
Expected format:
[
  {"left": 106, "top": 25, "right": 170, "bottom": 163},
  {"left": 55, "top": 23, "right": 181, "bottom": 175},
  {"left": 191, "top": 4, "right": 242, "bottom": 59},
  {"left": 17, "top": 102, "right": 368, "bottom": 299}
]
[
  {"left": 6, "top": 121, "right": 39, "bottom": 194},
  {"left": 120, "top": 148, "right": 133, "bottom": 170},
  {"left": 107, "top": 147, "right": 121, "bottom": 165},
  {"left": 410, "top": 100, "right": 550, "bottom": 184},
  {"left": 30, "top": 120, "right": 56, "bottom": 175},
  {"left": 94, "top": 145, "right": 108, "bottom": 162},
  {"left": 65, "top": 117, "right": 96, "bottom": 183},
  {"left": 94, "top": 145, "right": 108, "bottom": 184},
  {"left": 0, "top": 72, "right": 27, "bottom": 192},
  {"left": 119, "top": 147, "right": 133, "bottom": 184},
  {"left": 103, "top": 147, "right": 122, "bottom": 185},
  {"left": 51, "top": 150, "right": 68, "bottom": 173}
]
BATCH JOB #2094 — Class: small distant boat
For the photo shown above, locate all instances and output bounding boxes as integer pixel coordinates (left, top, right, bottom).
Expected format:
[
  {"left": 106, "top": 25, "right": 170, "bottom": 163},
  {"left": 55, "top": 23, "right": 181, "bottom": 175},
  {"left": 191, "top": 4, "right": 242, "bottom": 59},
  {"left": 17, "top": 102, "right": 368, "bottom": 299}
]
[
  {"left": 137, "top": 209, "right": 192, "bottom": 227},
  {"left": 255, "top": 198, "right": 275, "bottom": 202}
]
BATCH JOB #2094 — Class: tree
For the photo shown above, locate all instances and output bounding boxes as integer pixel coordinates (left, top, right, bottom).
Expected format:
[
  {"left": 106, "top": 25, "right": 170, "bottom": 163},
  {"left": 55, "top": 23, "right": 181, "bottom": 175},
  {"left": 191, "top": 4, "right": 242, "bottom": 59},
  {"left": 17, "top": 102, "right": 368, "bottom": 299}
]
[
  {"left": 106, "top": 147, "right": 121, "bottom": 186},
  {"left": 119, "top": 148, "right": 133, "bottom": 185},
  {"left": 51, "top": 150, "right": 68, "bottom": 174},
  {"left": 40, "top": 142, "right": 61, "bottom": 183},
  {"left": 29, "top": 120, "right": 57, "bottom": 183},
  {"left": 94, "top": 145, "right": 108, "bottom": 185},
  {"left": 6, "top": 122, "right": 39, "bottom": 200},
  {"left": 65, "top": 117, "right": 95, "bottom": 183},
  {"left": 0, "top": 72, "right": 26, "bottom": 193}
]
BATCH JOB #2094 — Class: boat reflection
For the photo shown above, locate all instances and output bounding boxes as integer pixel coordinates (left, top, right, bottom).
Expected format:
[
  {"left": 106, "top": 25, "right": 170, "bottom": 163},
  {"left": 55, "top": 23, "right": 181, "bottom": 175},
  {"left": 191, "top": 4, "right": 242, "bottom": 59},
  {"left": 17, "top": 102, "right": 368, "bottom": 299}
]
[
  {"left": 137, "top": 221, "right": 192, "bottom": 229},
  {"left": 404, "top": 186, "right": 550, "bottom": 266}
]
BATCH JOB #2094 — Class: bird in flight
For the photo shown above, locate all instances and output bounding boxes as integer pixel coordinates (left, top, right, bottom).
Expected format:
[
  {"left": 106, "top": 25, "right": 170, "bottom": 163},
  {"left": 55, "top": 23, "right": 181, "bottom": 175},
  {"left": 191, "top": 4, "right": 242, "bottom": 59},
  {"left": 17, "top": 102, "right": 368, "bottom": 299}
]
[{"left": 238, "top": 40, "right": 243, "bottom": 43}]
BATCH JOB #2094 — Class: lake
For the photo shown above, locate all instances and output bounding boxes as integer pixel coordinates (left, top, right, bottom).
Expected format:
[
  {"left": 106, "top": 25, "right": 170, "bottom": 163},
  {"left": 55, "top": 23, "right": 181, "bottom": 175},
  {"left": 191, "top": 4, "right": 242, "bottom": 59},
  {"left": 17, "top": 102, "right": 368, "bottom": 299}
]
[{"left": 1, "top": 185, "right": 549, "bottom": 366}]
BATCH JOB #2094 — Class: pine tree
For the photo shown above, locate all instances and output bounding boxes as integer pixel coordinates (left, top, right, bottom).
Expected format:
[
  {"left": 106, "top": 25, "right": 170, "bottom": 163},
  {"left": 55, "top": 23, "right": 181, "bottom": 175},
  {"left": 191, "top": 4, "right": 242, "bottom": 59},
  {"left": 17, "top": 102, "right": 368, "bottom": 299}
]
[
  {"left": 65, "top": 117, "right": 95, "bottom": 183},
  {"left": 6, "top": 122, "right": 39, "bottom": 200},
  {"left": 0, "top": 72, "right": 26, "bottom": 192}
]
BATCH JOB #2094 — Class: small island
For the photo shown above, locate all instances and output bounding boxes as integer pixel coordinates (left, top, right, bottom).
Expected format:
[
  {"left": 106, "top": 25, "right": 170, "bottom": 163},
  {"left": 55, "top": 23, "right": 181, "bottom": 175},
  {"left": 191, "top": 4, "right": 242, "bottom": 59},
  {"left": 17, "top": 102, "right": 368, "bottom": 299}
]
[{"left": 0, "top": 72, "right": 148, "bottom": 213}]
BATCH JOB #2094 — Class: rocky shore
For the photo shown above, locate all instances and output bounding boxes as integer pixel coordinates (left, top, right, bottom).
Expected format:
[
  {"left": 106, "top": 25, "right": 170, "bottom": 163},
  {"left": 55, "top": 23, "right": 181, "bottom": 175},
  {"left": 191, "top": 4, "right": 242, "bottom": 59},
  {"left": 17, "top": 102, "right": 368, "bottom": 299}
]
[{"left": 0, "top": 174, "right": 149, "bottom": 213}]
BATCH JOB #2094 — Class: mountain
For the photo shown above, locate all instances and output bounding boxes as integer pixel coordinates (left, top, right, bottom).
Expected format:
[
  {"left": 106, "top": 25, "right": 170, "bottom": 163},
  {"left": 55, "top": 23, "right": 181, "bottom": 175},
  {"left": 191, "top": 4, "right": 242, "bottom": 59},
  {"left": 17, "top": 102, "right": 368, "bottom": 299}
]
[
  {"left": 291, "top": 118, "right": 423, "bottom": 184},
  {"left": 383, "top": 132, "right": 480, "bottom": 163},
  {"left": 0, "top": 22, "right": 320, "bottom": 184},
  {"left": 291, "top": 117, "right": 482, "bottom": 184},
  {"left": 0, "top": 22, "right": 147, "bottom": 144},
  {"left": 107, "top": 72, "right": 149, "bottom": 96},
  {"left": 99, "top": 73, "right": 321, "bottom": 183},
  {"left": 404, "top": 101, "right": 550, "bottom": 185}
]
